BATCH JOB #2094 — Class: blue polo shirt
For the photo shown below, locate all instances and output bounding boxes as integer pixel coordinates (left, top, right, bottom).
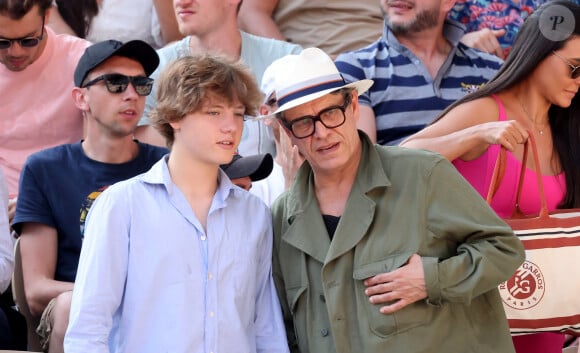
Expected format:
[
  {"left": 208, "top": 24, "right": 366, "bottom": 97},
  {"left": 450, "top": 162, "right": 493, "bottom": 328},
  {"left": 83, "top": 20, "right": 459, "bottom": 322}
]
[{"left": 335, "top": 19, "right": 503, "bottom": 145}]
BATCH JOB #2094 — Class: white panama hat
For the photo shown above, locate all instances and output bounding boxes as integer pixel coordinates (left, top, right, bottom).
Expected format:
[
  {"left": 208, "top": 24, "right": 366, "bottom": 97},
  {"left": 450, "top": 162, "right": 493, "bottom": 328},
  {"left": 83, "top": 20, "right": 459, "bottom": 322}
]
[{"left": 256, "top": 47, "right": 374, "bottom": 119}]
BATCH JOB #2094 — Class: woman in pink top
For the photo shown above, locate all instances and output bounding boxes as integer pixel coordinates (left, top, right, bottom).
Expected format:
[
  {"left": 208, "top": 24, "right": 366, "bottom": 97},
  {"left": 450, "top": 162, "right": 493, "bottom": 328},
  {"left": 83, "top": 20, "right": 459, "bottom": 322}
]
[{"left": 401, "top": 1, "right": 580, "bottom": 352}]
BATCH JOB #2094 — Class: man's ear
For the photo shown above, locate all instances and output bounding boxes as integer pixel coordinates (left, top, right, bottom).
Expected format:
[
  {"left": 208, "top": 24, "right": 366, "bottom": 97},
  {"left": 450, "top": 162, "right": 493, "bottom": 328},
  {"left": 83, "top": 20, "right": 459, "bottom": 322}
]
[
  {"left": 72, "top": 87, "right": 90, "bottom": 112},
  {"left": 441, "top": 0, "right": 456, "bottom": 15},
  {"left": 259, "top": 104, "right": 270, "bottom": 117},
  {"left": 350, "top": 91, "right": 360, "bottom": 124}
]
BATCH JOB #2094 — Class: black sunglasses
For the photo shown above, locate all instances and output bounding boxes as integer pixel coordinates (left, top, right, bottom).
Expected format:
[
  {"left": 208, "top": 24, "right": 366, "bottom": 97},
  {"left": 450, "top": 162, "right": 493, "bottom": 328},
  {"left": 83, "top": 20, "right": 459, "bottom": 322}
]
[
  {"left": 0, "top": 17, "right": 45, "bottom": 50},
  {"left": 81, "top": 74, "right": 154, "bottom": 96},
  {"left": 282, "top": 95, "right": 351, "bottom": 139}
]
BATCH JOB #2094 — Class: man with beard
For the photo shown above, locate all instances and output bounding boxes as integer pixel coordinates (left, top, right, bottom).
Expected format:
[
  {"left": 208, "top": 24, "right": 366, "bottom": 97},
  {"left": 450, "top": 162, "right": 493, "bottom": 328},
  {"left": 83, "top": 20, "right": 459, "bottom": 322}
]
[{"left": 334, "top": 0, "right": 503, "bottom": 146}]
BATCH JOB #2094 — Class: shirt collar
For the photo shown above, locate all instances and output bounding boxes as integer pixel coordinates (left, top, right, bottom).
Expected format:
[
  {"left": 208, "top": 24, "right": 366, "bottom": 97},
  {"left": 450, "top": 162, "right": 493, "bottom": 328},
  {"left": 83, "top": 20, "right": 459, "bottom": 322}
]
[{"left": 139, "top": 155, "right": 238, "bottom": 205}]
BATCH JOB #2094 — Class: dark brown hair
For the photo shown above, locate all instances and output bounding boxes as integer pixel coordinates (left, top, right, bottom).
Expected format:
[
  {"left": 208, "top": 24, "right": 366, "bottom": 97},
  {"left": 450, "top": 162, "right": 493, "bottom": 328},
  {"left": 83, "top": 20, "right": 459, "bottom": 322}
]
[{"left": 0, "top": 0, "right": 52, "bottom": 19}]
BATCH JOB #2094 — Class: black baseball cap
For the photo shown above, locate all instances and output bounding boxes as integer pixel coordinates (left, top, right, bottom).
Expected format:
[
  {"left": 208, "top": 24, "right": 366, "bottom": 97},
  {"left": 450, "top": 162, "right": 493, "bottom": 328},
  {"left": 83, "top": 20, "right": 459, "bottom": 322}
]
[
  {"left": 74, "top": 39, "right": 160, "bottom": 87},
  {"left": 220, "top": 153, "right": 274, "bottom": 182}
]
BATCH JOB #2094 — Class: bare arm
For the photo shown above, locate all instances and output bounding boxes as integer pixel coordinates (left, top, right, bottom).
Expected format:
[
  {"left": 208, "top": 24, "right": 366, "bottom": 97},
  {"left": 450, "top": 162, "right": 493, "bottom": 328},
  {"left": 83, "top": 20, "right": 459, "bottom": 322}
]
[
  {"left": 153, "top": 0, "right": 182, "bottom": 45},
  {"left": 357, "top": 105, "right": 377, "bottom": 143},
  {"left": 400, "top": 97, "right": 528, "bottom": 161},
  {"left": 237, "top": 0, "right": 285, "bottom": 40},
  {"left": 20, "top": 223, "right": 74, "bottom": 317}
]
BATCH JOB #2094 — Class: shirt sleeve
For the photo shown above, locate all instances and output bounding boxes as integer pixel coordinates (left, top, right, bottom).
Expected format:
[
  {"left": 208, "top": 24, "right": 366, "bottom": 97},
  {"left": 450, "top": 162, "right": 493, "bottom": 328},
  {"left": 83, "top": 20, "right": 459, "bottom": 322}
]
[
  {"left": 422, "top": 158, "right": 525, "bottom": 305},
  {"left": 253, "top": 208, "right": 290, "bottom": 353},
  {"left": 334, "top": 52, "right": 373, "bottom": 107},
  {"left": 12, "top": 157, "right": 56, "bottom": 234},
  {"left": 64, "top": 186, "right": 130, "bottom": 353},
  {"left": 0, "top": 169, "right": 13, "bottom": 293}
]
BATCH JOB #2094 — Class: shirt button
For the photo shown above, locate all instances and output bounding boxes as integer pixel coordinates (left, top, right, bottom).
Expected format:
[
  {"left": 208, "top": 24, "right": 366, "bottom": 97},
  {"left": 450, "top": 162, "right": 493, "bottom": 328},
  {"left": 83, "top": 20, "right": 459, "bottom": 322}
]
[
  {"left": 321, "top": 328, "right": 329, "bottom": 337},
  {"left": 201, "top": 235, "right": 207, "bottom": 241},
  {"left": 319, "top": 294, "right": 326, "bottom": 303},
  {"left": 208, "top": 273, "right": 213, "bottom": 280},
  {"left": 209, "top": 311, "right": 214, "bottom": 317}
]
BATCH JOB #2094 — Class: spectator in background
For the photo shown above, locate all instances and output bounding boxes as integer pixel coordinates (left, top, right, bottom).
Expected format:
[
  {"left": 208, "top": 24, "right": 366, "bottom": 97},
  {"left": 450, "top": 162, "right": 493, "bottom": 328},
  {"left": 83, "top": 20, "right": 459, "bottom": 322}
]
[
  {"left": 13, "top": 39, "right": 167, "bottom": 353},
  {"left": 46, "top": 0, "right": 99, "bottom": 38},
  {"left": 86, "top": 0, "right": 181, "bottom": 48},
  {"left": 65, "top": 53, "right": 289, "bottom": 353},
  {"left": 47, "top": 0, "right": 181, "bottom": 48},
  {"left": 401, "top": 2, "right": 580, "bottom": 351},
  {"left": 237, "top": 0, "right": 383, "bottom": 58},
  {"left": 449, "top": 0, "right": 580, "bottom": 59},
  {"left": 134, "top": 0, "right": 302, "bottom": 158},
  {"left": 335, "top": 0, "right": 502, "bottom": 146},
  {"left": 0, "top": 0, "right": 89, "bottom": 220}
]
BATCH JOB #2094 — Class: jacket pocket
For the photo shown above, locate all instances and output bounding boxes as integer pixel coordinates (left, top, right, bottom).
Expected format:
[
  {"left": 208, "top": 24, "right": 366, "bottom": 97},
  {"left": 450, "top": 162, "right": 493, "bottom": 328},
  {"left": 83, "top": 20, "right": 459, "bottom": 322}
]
[{"left": 353, "top": 252, "right": 434, "bottom": 338}]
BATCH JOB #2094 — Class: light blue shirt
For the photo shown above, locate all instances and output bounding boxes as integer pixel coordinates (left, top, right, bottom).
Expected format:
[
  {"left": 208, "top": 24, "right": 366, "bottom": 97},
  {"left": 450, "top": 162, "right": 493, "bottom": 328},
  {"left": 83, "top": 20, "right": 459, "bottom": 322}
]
[{"left": 65, "top": 157, "right": 289, "bottom": 353}]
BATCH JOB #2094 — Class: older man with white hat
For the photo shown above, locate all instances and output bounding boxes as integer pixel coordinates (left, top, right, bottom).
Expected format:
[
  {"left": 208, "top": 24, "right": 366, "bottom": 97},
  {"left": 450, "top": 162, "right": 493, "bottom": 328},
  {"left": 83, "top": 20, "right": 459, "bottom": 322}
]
[{"left": 265, "top": 48, "right": 524, "bottom": 353}]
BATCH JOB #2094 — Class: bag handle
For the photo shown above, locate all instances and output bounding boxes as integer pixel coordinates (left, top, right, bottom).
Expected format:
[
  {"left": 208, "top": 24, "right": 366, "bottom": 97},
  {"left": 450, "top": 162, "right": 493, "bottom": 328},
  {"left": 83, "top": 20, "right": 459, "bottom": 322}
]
[{"left": 486, "top": 132, "right": 549, "bottom": 218}]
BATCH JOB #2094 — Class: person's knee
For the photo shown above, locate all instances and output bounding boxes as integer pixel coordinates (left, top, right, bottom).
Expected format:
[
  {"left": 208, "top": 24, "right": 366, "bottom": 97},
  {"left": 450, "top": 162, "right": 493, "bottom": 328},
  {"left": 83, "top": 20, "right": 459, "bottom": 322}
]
[{"left": 50, "top": 291, "right": 72, "bottom": 338}]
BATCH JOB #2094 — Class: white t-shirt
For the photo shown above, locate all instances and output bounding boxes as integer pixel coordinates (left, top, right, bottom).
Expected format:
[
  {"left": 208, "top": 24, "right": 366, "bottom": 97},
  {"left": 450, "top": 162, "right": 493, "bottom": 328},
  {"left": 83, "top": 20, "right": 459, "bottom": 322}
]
[
  {"left": 250, "top": 162, "right": 285, "bottom": 206},
  {"left": 87, "top": 0, "right": 164, "bottom": 48}
]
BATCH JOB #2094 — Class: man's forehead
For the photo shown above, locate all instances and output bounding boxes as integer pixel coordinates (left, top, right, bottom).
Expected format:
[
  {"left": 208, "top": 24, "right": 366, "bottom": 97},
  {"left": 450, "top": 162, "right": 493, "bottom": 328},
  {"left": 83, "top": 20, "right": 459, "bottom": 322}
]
[
  {"left": 286, "top": 93, "right": 343, "bottom": 117},
  {"left": 203, "top": 91, "right": 244, "bottom": 108},
  {"left": 0, "top": 10, "right": 42, "bottom": 38}
]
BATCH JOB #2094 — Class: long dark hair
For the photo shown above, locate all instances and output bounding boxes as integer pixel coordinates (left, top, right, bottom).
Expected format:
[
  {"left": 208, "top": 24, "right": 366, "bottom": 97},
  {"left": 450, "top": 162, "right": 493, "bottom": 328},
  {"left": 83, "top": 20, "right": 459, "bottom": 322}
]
[
  {"left": 54, "top": 0, "right": 99, "bottom": 38},
  {"left": 436, "top": 0, "right": 580, "bottom": 208}
]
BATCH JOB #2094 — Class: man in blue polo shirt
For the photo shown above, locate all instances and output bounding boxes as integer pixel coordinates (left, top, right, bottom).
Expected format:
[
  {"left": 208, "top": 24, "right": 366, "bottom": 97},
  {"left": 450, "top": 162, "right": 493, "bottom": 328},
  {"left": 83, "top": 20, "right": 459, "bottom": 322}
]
[{"left": 335, "top": 0, "right": 502, "bottom": 146}]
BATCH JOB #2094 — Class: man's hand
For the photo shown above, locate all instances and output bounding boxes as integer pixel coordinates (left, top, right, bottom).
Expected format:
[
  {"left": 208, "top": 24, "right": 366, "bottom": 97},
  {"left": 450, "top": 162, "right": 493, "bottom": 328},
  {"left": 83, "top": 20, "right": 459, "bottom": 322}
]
[
  {"left": 363, "top": 254, "right": 427, "bottom": 314},
  {"left": 461, "top": 28, "right": 506, "bottom": 59}
]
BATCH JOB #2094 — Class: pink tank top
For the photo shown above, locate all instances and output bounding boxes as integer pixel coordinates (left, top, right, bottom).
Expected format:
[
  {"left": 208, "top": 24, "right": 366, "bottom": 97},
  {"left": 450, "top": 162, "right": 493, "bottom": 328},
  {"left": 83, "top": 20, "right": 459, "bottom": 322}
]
[{"left": 453, "top": 95, "right": 566, "bottom": 218}]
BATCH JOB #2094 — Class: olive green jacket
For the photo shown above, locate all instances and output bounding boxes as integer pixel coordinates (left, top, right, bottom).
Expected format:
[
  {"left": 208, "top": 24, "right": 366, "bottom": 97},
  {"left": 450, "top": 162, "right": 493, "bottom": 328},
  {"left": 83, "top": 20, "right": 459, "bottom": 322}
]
[{"left": 271, "top": 134, "right": 524, "bottom": 353}]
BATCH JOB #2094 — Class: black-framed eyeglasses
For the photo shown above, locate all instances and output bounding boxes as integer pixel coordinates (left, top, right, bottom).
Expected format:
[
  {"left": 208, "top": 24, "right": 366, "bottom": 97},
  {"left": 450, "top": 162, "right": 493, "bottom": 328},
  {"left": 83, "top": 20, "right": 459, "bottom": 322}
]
[
  {"left": 282, "top": 95, "right": 351, "bottom": 139},
  {"left": 0, "top": 17, "right": 45, "bottom": 50},
  {"left": 552, "top": 51, "right": 580, "bottom": 79},
  {"left": 81, "top": 74, "right": 154, "bottom": 96}
]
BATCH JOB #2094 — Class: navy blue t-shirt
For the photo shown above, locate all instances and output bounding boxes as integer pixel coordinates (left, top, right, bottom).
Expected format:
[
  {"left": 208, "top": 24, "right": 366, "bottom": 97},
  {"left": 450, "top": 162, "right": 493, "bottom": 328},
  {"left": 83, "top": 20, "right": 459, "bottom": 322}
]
[{"left": 12, "top": 141, "right": 168, "bottom": 282}]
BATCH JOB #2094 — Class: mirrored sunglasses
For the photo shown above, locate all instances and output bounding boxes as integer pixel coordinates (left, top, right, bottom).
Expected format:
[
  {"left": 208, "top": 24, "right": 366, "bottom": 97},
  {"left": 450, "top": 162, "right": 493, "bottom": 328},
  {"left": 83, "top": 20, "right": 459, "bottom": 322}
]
[{"left": 81, "top": 74, "right": 154, "bottom": 96}]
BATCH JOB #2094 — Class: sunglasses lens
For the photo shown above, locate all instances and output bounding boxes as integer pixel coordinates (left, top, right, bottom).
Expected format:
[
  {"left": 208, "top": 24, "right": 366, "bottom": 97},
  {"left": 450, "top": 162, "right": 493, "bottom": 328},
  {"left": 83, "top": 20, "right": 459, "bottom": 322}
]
[
  {"left": 572, "top": 69, "right": 580, "bottom": 80},
  {"left": 104, "top": 75, "right": 129, "bottom": 94},
  {"left": 20, "top": 38, "right": 40, "bottom": 48},
  {"left": 132, "top": 77, "right": 153, "bottom": 96},
  {"left": 0, "top": 40, "right": 10, "bottom": 49}
]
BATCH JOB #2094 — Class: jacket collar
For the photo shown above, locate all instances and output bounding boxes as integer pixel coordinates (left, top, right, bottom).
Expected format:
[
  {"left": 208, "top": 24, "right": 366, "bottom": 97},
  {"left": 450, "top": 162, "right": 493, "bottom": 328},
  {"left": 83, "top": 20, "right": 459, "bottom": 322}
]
[{"left": 282, "top": 131, "right": 392, "bottom": 264}]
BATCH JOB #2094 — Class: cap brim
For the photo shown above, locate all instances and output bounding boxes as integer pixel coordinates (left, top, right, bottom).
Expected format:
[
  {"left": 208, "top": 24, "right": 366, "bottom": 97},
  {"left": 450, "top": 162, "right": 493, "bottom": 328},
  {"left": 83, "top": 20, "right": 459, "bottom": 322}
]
[
  {"left": 221, "top": 154, "right": 274, "bottom": 181},
  {"left": 253, "top": 79, "right": 374, "bottom": 120}
]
